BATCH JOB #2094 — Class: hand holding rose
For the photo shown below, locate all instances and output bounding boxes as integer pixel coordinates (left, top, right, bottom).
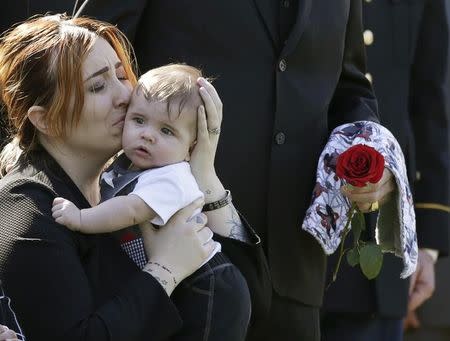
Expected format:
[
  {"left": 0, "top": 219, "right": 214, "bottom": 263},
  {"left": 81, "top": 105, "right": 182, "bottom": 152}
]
[{"left": 337, "top": 145, "right": 396, "bottom": 212}]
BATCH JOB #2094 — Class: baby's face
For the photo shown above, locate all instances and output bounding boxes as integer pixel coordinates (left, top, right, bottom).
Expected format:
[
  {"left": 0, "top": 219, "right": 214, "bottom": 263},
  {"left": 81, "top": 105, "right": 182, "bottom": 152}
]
[{"left": 122, "top": 90, "right": 197, "bottom": 170}]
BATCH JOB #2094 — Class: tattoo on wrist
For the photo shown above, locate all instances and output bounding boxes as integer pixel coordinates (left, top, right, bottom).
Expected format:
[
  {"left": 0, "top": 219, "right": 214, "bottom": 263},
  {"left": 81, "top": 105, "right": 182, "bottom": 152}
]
[
  {"left": 226, "top": 204, "right": 250, "bottom": 243},
  {"left": 145, "top": 261, "right": 178, "bottom": 286}
]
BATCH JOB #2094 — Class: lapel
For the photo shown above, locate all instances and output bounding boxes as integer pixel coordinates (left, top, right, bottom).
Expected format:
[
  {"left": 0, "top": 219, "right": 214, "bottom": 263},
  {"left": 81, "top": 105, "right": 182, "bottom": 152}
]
[
  {"left": 252, "top": 0, "right": 312, "bottom": 55},
  {"left": 282, "top": 0, "right": 312, "bottom": 56},
  {"left": 252, "top": 0, "right": 279, "bottom": 50}
]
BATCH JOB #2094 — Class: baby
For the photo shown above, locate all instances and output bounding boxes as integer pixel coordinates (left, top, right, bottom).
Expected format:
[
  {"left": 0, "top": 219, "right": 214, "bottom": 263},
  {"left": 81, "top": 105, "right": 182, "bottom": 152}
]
[
  {"left": 52, "top": 64, "right": 250, "bottom": 340},
  {"left": 53, "top": 64, "right": 210, "bottom": 233}
]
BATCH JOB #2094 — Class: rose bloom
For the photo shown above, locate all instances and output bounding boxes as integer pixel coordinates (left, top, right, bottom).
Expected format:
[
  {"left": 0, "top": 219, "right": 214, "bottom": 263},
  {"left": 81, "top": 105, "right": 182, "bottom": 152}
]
[{"left": 336, "top": 144, "right": 385, "bottom": 187}]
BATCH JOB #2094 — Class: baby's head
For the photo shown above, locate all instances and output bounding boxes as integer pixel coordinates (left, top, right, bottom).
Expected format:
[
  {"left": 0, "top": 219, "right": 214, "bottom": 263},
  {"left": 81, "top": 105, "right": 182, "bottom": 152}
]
[{"left": 122, "top": 64, "right": 204, "bottom": 169}]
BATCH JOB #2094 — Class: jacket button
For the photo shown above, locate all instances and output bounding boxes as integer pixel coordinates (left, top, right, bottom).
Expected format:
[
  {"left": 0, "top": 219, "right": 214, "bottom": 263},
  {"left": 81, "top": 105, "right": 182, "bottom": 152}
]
[
  {"left": 274, "top": 132, "right": 286, "bottom": 145},
  {"left": 365, "top": 72, "right": 373, "bottom": 83},
  {"left": 279, "top": 59, "right": 287, "bottom": 72},
  {"left": 282, "top": 0, "right": 290, "bottom": 8},
  {"left": 363, "top": 30, "right": 374, "bottom": 46}
]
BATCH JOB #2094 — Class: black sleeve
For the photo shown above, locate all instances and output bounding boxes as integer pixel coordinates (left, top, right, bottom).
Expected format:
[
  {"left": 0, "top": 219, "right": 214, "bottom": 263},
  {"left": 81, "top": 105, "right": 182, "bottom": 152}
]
[
  {"left": 410, "top": 0, "right": 450, "bottom": 255},
  {"left": 0, "top": 181, "right": 182, "bottom": 341},
  {"left": 328, "top": 0, "right": 379, "bottom": 129},
  {"left": 213, "top": 214, "right": 272, "bottom": 331},
  {"left": 82, "top": 0, "right": 147, "bottom": 42}
]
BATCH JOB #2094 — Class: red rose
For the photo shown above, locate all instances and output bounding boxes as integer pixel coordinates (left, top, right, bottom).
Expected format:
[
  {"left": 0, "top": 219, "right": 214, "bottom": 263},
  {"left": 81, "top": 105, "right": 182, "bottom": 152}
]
[{"left": 336, "top": 145, "right": 385, "bottom": 187}]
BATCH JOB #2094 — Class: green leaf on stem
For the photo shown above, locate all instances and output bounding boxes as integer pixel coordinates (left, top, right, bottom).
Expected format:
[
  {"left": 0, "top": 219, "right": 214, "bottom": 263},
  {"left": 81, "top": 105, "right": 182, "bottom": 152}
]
[
  {"left": 359, "top": 243, "right": 383, "bottom": 279},
  {"left": 346, "top": 247, "right": 360, "bottom": 267}
]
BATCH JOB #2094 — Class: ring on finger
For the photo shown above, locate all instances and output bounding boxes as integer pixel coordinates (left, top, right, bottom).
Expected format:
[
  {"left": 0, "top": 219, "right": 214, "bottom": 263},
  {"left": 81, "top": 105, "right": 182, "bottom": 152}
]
[
  {"left": 369, "top": 201, "right": 379, "bottom": 212},
  {"left": 207, "top": 127, "right": 221, "bottom": 135}
]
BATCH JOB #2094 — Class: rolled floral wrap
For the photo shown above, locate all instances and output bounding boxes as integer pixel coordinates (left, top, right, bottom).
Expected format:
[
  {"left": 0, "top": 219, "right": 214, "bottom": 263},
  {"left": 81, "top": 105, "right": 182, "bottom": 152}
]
[{"left": 301, "top": 121, "right": 417, "bottom": 278}]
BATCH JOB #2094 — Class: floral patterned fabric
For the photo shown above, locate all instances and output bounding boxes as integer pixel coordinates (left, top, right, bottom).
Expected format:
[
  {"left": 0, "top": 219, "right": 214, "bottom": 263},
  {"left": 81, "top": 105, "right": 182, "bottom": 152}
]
[{"left": 302, "top": 121, "right": 417, "bottom": 278}]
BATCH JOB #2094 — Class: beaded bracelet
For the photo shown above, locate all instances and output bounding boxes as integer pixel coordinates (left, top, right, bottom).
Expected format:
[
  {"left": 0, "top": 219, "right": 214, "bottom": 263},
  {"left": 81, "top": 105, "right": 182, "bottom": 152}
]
[{"left": 202, "top": 190, "right": 232, "bottom": 212}]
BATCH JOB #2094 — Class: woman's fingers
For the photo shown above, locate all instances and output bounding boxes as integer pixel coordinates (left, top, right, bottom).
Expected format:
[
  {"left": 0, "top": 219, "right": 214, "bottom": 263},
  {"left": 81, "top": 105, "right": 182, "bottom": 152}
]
[
  {"left": 197, "top": 225, "right": 214, "bottom": 244},
  {"left": 197, "top": 78, "right": 222, "bottom": 129},
  {"left": 196, "top": 106, "right": 209, "bottom": 143},
  {"left": 198, "top": 77, "right": 222, "bottom": 114},
  {"left": 199, "top": 87, "right": 220, "bottom": 130},
  {"left": 174, "top": 198, "right": 205, "bottom": 223}
]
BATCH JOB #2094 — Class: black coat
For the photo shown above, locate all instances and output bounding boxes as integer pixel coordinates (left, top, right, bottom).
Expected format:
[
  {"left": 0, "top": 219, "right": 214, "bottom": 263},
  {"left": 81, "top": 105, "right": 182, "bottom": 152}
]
[
  {"left": 83, "top": 0, "right": 378, "bottom": 308},
  {"left": 324, "top": 0, "right": 450, "bottom": 318}
]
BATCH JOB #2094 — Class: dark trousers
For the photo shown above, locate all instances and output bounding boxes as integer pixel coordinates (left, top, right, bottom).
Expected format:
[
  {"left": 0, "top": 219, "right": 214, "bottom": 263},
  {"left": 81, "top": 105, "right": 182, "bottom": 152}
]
[
  {"left": 171, "top": 252, "right": 251, "bottom": 341},
  {"left": 321, "top": 312, "right": 403, "bottom": 341},
  {"left": 248, "top": 291, "right": 320, "bottom": 341}
]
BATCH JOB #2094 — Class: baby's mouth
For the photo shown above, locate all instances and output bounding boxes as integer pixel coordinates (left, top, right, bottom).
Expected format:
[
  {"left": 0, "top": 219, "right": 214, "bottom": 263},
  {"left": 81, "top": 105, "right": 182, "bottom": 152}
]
[{"left": 136, "top": 146, "right": 150, "bottom": 156}]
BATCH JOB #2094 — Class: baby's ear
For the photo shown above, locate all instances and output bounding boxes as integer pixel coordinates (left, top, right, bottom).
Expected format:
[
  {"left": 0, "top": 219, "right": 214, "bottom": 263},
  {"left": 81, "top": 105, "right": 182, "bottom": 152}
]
[
  {"left": 186, "top": 140, "right": 198, "bottom": 161},
  {"left": 27, "top": 106, "right": 51, "bottom": 135}
]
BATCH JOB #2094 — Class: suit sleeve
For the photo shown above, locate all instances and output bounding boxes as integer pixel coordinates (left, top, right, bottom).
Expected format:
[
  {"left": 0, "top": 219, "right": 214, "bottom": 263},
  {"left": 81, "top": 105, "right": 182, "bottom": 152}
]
[
  {"left": 410, "top": 0, "right": 450, "bottom": 255},
  {"left": 83, "top": 0, "right": 147, "bottom": 41},
  {"left": 328, "top": 0, "right": 379, "bottom": 129},
  {"left": 0, "top": 181, "right": 182, "bottom": 340}
]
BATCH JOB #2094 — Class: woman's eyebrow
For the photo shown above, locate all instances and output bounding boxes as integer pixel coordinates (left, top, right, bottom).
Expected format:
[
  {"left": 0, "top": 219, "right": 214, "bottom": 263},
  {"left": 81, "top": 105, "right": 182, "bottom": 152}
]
[
  {"left": 85, "top": 62, "right": 122, "bottom": 81},
  {"left": 85, "top": 66, "right": 109, "bottom": 81}
]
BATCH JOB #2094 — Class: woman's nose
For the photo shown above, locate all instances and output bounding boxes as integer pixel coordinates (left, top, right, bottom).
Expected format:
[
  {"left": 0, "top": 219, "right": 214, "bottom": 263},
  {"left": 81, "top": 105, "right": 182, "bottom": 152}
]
[{"left": 113, "top": 79, "right": 132, "bottom": 108}]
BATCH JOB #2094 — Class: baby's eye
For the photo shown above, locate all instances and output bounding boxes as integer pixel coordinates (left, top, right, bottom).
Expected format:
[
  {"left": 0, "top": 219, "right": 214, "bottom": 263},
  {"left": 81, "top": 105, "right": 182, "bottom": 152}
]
[
  {"left": 161, "top": 127, "right": 174, "bottom": 136},
  {"left": 133, "top": 117, "right": 144, "bottom": 125}
]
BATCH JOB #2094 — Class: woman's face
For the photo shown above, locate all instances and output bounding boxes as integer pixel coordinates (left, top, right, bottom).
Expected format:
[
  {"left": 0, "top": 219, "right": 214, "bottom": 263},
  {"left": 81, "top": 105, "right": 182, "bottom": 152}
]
[{"left": 63, "top": 37, "right": 132, "bottom": 159}]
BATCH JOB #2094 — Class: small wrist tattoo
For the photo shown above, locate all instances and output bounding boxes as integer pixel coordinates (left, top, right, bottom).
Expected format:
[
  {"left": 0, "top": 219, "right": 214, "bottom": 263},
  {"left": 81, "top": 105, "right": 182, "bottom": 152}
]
[{"left": 146, "top": 261, "right": 178, "bottom": 286}]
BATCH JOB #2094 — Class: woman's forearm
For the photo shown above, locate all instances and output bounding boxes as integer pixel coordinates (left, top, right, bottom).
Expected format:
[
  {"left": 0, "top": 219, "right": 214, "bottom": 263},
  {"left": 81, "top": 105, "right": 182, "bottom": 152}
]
[{"left": 200, "top": 176, "right": 250, "bottom": 243}]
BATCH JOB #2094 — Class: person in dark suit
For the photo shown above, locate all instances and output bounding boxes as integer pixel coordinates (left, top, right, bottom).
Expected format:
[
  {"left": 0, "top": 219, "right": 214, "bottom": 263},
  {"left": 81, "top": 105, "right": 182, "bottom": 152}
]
[
  {"left": 78, "top": 1, "right": 405, "bottom": 340},
  {"left": 321, "top": 0, "right": 450, "bottom": 340}
]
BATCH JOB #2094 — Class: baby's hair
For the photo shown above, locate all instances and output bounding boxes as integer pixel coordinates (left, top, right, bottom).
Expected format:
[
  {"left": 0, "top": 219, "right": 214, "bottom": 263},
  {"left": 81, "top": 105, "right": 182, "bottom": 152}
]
[{"left": 136, "top": 64, "right": 210, "bottom": 121}]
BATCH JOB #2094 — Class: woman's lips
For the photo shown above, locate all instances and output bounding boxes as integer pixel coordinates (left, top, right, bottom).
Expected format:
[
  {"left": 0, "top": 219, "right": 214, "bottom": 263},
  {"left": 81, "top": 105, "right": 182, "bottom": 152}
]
[{"left": 113, "top": 115, "right": 126, "bottom": 127}]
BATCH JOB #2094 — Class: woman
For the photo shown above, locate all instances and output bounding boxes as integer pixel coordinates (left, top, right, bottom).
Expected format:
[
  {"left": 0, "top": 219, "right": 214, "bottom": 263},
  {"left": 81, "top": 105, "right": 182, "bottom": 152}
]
[{"left": 0, "top": 14, "right": 269, "bottom": 340}]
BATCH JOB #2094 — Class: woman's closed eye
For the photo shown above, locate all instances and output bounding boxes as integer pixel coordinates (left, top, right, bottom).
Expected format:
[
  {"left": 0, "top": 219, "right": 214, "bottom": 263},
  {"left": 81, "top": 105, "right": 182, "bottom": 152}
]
[
  {"left": 161, "top": 127, "right": 174, "bottom": 136},
  {"left": 89, "top": 81, "right": 106, "bottom": 93}
]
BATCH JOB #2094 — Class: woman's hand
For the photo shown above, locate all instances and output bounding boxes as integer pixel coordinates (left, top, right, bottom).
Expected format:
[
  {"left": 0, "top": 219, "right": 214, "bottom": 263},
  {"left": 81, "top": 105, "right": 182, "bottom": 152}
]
[
  {"left": 141, "top": 198, "right": 215, "bottom": 295},
  {"left": 190, "top": 78, "right": 223, "bottom": 187},
  {"left": 0, "top": 325, "right": 20, "bottom": 341},
  {"left": 341, "top": 168, "right": 396, "bottom": 212}
]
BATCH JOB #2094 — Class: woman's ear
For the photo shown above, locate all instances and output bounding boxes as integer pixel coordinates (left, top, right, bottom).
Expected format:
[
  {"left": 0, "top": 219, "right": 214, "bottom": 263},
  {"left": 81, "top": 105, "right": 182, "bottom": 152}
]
[{"left": 27, "top": 106, "right": 49, "bottom": 134}]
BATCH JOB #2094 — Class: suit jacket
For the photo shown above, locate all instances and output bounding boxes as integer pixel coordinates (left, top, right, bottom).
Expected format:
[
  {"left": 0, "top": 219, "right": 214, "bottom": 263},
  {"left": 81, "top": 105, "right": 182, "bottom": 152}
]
[
  {"left": 323, "top": 0, "right": 450, "bottom": 318},
  {"left": 83, "top": 0, "right": 379, "bottom": 308}
]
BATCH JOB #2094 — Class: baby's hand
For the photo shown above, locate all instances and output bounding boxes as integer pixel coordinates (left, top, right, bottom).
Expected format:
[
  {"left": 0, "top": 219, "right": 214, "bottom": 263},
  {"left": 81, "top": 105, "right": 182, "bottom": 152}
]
[{"left": 52, "top": 197, "right": 82, "bottom": 231}]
